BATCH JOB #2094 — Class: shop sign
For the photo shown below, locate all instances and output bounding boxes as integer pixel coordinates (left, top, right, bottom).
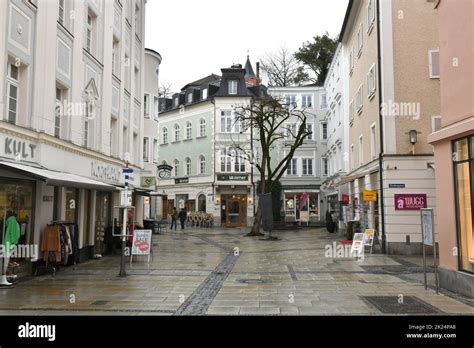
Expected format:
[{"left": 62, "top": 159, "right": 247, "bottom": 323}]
[
  {"left": 141, "top": 176, "right": 156, "bottom": 187},
  {"left": 351, "top": 233, "right": 365, "bottom": 255},
  {"left": 341, "top": 194, "right": 349, "bottom": 204},
  {"left": 120, "top": 190, "right": 132, "bottom": 207},
  {"left": 2, "top": 136, "right": 37, "bottom": 160},
  {"left": 395, "top": 194, "right": 427, "bottom": 210},
  {"left": 362, "top": 190, "right": 377, "bottom": 202},
  {"left": 421, "top": 208, "right": 434, "bottom": 246},
  {"left": 217, "top": 174, "right": 248, "bottom": 181},
  {"left": 175, "top": 178, "right": 189, "bottom": 184},
  {"left": 363, "top": 229, "right": 375, "bottom": 246},
  {"left": 91, "top": 161, "right": 121, "bottom": 184}
]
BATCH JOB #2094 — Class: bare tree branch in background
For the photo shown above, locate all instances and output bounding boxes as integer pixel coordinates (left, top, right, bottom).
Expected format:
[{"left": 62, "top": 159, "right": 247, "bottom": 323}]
[
  {"left": 259, "top": 47, "right": 308, "bottom": 87},
  {"left": 158, "top": 82, "right": 173, "bottom": 98}
]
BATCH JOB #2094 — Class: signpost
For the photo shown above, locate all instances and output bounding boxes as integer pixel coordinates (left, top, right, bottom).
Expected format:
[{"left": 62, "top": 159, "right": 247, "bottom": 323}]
[
  {"left": 420, "top": 208, "right": 438, "bottom": 293},
  {"left": 118, "top": 160, "right": 134, "bottom": 277}
]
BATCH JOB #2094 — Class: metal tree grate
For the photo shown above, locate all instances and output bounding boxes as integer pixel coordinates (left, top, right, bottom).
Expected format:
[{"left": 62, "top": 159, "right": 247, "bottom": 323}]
[{"left": 361, "top": 296, "right": 442, "bottom": 314}]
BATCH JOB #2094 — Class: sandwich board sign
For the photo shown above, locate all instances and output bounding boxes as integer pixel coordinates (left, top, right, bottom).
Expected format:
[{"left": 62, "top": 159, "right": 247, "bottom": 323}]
[
  {"left": 130, "top": 229, "right": 153, "bottom": 266},
  {"left": 363, "top": 229, "right": 376, "bottom": 254},
  {"left": 351, "top": 233, "right": 365, "bottom": 258}
]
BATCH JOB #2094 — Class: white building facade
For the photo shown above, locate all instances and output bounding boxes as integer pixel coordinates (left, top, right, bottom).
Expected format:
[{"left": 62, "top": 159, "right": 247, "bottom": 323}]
[{"left": 0, "top": 0, "right": 148, "bottom": 270}]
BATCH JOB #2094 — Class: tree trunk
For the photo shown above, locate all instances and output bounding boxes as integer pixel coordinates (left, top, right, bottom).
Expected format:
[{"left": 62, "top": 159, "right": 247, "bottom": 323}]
[{"left": 246, "top": 204, "right": 264, "bottom": 236}]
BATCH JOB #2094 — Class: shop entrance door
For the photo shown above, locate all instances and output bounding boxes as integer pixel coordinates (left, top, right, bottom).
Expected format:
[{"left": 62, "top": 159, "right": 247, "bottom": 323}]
[{"left": 226, "top": 199, "right": 241, "bottom": 227}]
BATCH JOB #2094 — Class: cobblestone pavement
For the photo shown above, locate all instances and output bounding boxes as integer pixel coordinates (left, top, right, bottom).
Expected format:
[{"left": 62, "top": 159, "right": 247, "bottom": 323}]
[{"left": 0, "top": 227, "right": 473, "bottom": 316}]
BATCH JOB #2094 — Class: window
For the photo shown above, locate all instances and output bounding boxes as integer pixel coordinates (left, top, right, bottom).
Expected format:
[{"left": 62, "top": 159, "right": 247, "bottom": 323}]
[
  {"left": 55, "top": 87, "right": 62, "bottom": 138},
  {"left": 220, "top": 110, "right": 240, "bottom": 133},
  {"left": 349, "top": 47, "right": 354, "bottom": 73},
  {"left": 359, "top": 135, "right": 364, "bottom": 165},
  {"left": 350, "top": 144, "right": 355, "bottom": 169},
  {"left": 367, "top": 0, "right": 375, "bottom": 33},
  {"left": 322, "top": 158, "right": 328, "bottom": 176},
  {"left": 349, "top": 100, "right": 354, "bottom": 122},
  {"left": 302, "top": 159, "right": 313, "bottom": 175},
  {"left": 187, "top": 93, "right": 193, "bottom": 104},
  {"left": 321, "top": 123, "right": 328, "bottom": 140},
  {"left": 83, "top": 119, "right": 89, "bottom": 147},
  {"left": 220, "top": 148, "right": 245, "bottom": 173},
  {"left": 285, "top": 123, "right": 297, "bottom": 139},
  {"left": 320, "top": 94, "right": 327, "bottom": 109},
  {"left": 112, "top": 40, "right": 119, "bottom": 76},
  {"left": 185, "top": 157, "right": 191, "bottom": 176},
  {"left": 58, "top": 0, "right": 65, "bottom": 24},
  {"left": 199, "top": 155, "right": 206, "bottom": 174},
  {"left": 367, "top": 64, "right": 376, "bottom": 98},
  {"left": 199, "top": 118, "right": 206, "bottom": 137},
  {"left": 186, "top": 121, "right": 192, "bottom": 140},
  {"left": 432, "top": 116, "right": 442, "bottom": 132},
  {"left": 452, "top": 136, "right": 474, "bottom": 272},
  {"left": 174, "top": 97, "right": 179, "bottom": 107},
  {"left": 228, "top": 80, "right": 238, "bottom": 95},
  {"left": 153, "top": 139, "right": 158, "bottom": 164},
  {"left": 198, "top": 194, "right": 206, "bottom": 212},
  {"left": 285, "top": 95, "right": 297, "bottom": 107},
  {"left": 357, "top": 84, "right": 364, "bottom": 113},
  {"left": 162, "top": 127, "right": 168, "bottom": 144},
  {"left": 134, "top": 4, "right": 141, "bottom": 36},
  {"left": 370, "top": 123, "right": 377, "bottom": 160},
  {"left": 220, "top": 148, "right": 232, "bottom": 172},
  {"left": 86, "top": 12, "right": 93, "bottom": 52},
  {"left": 429, "top": 49, "right": 440, "bottom": 78},
  {"left": 174, "top": 124, "right": 180, "bottom": 142},
  {"left": 202, "top": 88, "right": 208, "bottom": 100},
  {"left": 144, "top": 94, "right": 150, "bottom": 118},
  {"left": 287, "top": 158, "right": 297, "bottom": 175},
  {"left": 173, "top": 159, "right": 180, "bottom": 177},
  {"left": 302, "top": 95, "right": 313, "bottom": 108},
  {"left": 143, "top": 137, "right": 150, "bottom": 162},
  {"left": 357, "top": 23, "right": 363, "bottom": 56},
  {"left": 154, "top": 96, "right": 159, "bottom": 120},
  {"left": 234, "top": 151, "right": 245, "bottom": 172},
  {"left": 306, "top": 123, "right": 313, "bottom": 140},
  {"left": 6, "top": 63, "right": 19, "bottom": 124}
]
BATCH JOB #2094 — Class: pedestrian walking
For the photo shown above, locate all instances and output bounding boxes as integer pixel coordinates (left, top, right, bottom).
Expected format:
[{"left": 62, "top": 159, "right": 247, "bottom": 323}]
[
  {"left": 178, "top": 208, "right": 187, "bottom": 230},
  {"left": 170, "top": 208, "right": 178, "bottom": 231}
]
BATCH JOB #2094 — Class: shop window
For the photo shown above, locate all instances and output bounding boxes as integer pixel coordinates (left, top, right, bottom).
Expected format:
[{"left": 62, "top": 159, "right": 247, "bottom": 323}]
[
  {"left": 198, "top": 194, "right": 206, "bottom": 212},
  {"left": 453, "top": 136, "right": 474, "bottom": 273},
  {"left": 65, "top": 188, "right": 79, "bottom": 222}
]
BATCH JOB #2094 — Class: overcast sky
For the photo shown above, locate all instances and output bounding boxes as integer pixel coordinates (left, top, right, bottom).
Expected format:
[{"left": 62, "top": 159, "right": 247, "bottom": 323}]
[{"left": 145, "top": 0, "right": 348, "bottom": 93}]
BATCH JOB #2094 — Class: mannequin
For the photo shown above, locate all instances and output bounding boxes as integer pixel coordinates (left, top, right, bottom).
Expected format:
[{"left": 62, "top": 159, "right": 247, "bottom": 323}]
[{"left": 1, "top": 210, "right": 20, "bottom": 287}]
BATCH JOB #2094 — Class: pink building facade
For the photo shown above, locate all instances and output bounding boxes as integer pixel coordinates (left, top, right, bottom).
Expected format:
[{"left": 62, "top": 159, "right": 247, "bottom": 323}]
[{"left": 428, "top": 0, "right": 474, "bottom": 298}]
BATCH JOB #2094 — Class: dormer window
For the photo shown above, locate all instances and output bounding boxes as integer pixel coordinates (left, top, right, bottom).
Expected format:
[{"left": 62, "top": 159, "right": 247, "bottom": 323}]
[
  {"left": 187, "top": 93, "right": 193, "bottom": 104},
  {"left": 228, "top": 80, "right": 238, "bottom": 95},
  {"left": 174, "top": 97, "right": 179, "bottom": 107},
  {"left": 202, "top": 88, "right": 208, "bottom": 100}
]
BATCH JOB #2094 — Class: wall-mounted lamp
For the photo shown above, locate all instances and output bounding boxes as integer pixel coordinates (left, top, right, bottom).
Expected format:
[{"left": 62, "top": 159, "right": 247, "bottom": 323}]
[
  {"left": 248, "top": 198, "right": 253, "bottom": 204},
  {"left": 408, "top": 130, "right": 418, "bottom": 145},
  {"left": 216, "top": 198, "right": 220, "bottom": 204}
]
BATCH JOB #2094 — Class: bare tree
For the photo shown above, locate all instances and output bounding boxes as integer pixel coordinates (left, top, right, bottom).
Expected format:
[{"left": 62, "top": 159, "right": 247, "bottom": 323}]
[
  {"left": 231, "top": 96, "right": 312, "bottom": 236},
  {"left": 259, "top": 47, "right": 307, "bottom": 87},
  {"left": 158, "top": 82, "right": 173, "bottom": 98}
]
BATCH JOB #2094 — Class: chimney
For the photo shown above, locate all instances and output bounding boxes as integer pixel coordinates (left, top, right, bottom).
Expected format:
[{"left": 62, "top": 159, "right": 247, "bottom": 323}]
[{"left": 256, "top": 62, "right": 260, "bottom": 80}]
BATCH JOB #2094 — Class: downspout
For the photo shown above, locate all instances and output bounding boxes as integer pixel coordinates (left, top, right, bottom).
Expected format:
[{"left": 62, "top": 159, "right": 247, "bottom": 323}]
[
  {"left": 376, "top": 0, "right": 386, "bottom": 253},
  {"left": 212, "top": 98, "right": 216, "bottom": 206}
]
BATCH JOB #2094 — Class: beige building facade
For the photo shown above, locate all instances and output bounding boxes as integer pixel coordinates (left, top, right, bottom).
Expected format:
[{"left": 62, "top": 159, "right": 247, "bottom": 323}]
[{"left": 340, "top": 0, "right": 440, "bottom": 254}]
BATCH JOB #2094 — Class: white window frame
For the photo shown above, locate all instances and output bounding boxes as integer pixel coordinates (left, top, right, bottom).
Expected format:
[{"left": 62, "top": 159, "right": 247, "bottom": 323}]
[
  {"left": 199, "top": 155, "right": 206, "bottom": 174},
  {"left": 286, "top": 158, "right": 297, "bottom": 176},
  {"left": 185, "top": 157, "right": 192, "bottom": 176},
  {"left": 367, "top": 64, "right": 376, "bottom": 99},
  {"left": 285, "top": 123, "right": 297, "bottom": 139},
  {"left": 86, "top": 12, "right": 93, "bottom": 52},
  {"left": 186, "top": 121, "right": 192, "bottom": 140},
  {"left": 370, "top": 123, "right": 377, "bottom": 160},
  {"left": 357, "top": 84, "right": 363, "bottom": 113},
  {"left": 431, "top": 116, "right": 442, "bottom": 132},
  {"left": 350, "top": 144, "right": 355, "bottom": 170},
  {"left": 428, "top": 49, "right": 440, "bottom": 78},
  {"left": 320, "top": 94, "right": 327, "bottom": 109},
  {"left": 174, "top": 159, "right": 180, "bottom": 177},
  {"left": 367, "top": 0, "right": 375, "bottom": 34},
  {"left": 55, "top": 87, "right": 62, "bottom": 138},
  {"left": 7, "top": 63, "right": 19, "bottom": 124},
  {"left": 58, "top": 0, "right": 65, "bottom": 25},
  {"left": 187, "top": 92, "right": 193, "bottom": 104},
  {"left": 153, "top": 96, "right": 159, "bottom": 120},
  {"left": 349, "top": 99, "right": 354, "bottom": 123},
  {"left": 349, "top": 47, "right": 354, "bottom": 74},
  {"left": 228, "top": 80, "right": 238, "bottom": 95},
  {"left": 357, "top": 23, "right": 363, "bottom": 57},
  {"left": 321, "top": 122, "right": 328, "bottom": 140},
  {"left": 301, "top": 94, "right": 313, "bottom": 108},
  {"left": 143, "top": 137, "right": 150, "bottom": 162},
  {"left": 202, "top": 88, "right": 208, "bottom": 100},
  {"left": 174, "top": 124, "right": 180, "bottom": 142},
  {"left": 144, "top": 93, "right": 150, "bottom": 118},
  {"left": 302, "top": 158, "right": 313, "bottom": 176},
  {"left": 153, "top": 138, "right": 158, "bottom": 164},
  {"left": 199, "top": 118, "right": 206, "bottom": 137},
  {"left": 306, "top": 123, "right": 313, "bottom": 140},
  {"left": 322, "top": 158, "right": 328, "bottom": 176},
  {"left": 359, "top": 135, "right": 364, "bottom": 165},
  {"left": 162, "top": 127, "right": 168, "bottom": 144}
]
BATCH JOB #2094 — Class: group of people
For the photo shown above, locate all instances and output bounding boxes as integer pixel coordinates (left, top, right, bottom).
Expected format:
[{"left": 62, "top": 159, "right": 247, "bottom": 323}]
[{"left": 170, "top": 207, "right": 187, "bottom": 231}]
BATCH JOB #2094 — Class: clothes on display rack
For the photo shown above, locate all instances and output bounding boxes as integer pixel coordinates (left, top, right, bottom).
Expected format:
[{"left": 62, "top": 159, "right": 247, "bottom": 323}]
[{"left": 41, "top": 223, "right": 79, "bottom": 267}]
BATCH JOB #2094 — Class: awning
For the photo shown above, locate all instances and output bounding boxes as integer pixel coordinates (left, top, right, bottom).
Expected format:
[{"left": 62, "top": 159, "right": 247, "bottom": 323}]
[{"left": 0, "top": 161, "right": 116, "bottom": 191}]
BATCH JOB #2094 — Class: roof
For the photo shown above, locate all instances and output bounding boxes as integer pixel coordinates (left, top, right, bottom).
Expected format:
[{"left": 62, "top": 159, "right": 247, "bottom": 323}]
[
  {"left": 181, "top": 74, "right": 221, "bottom": 91},
  {"left": 338, "top": 0, "right": 354, "bottom": 42},
  {"left": 244, "top": 56, "right": 255, "bottom": 77}
]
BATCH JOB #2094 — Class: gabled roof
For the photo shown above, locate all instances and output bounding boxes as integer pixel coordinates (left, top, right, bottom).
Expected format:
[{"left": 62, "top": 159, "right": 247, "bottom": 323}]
[{"left": 181, "top": 74, "right": 221, "bottom": 91}]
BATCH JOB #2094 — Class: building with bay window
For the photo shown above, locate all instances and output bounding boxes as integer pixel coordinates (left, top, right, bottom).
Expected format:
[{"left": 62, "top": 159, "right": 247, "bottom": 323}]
[
  {"left": 267, "top": 86, "right": 327, "bottom": 224},
  {"left": 0, "top": 0, "right": 149, "bottom": 272}
]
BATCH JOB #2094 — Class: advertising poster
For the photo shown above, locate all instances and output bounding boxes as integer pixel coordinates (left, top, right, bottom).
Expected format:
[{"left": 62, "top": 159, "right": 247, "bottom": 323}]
[
  {"left": 363, "top": 229, "right": 375, "bottom": 246},
  {"left": 132, "top": 230, "right": 152, "bottom": 255}
]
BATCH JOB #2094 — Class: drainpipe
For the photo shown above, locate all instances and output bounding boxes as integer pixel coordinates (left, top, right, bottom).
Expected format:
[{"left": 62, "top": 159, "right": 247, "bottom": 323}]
[
  {"left": 376, "top": 0, "right": 387, "bottom": 254},
  {"left": 212, "top": 98, "right": 216, "bottom": 214}
]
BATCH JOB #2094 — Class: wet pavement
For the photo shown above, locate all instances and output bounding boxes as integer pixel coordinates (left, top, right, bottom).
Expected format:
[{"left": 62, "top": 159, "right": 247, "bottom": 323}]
[{"left": 0, "top": 227, "right": 473, "bottom": 316}]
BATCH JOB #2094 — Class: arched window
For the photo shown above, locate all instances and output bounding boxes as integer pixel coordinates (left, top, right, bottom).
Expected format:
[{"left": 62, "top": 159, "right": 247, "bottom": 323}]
[
  {"left": 174, "top": 124, "right": 180, "bottom": 142},
  {"left": 186, "top": 121, "right": 192, "bottom": 139},
  {"left": 162, "top": 127, "right": 168, "bottom": 144},
  {"left": 198, "top": 194, "right": 206, "bottom": 212},
  {"left": 173, "top": 159, "right": 180, "bottom": 177},
  {"left": 199, "top": 118, "right": 206, "bottom": 137},
  {"left": 199, "top": 155, "right": 206, "bottom": 174},
  {"left": 185, "top": 157, "right": 191, "bottom": 176}
]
